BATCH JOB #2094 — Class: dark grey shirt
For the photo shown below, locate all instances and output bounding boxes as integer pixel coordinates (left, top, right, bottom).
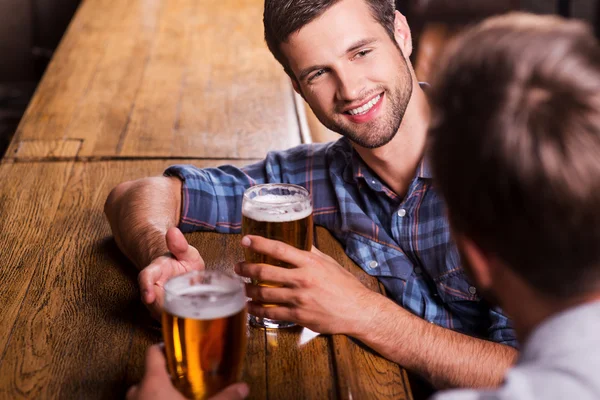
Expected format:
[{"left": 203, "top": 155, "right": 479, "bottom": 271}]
[{"left": 434, "top": 300, "right": 600, "bottom": 400}]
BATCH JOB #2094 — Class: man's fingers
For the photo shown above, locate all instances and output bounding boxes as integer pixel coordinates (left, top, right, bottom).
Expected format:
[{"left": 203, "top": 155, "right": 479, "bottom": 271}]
[
  {"left": 248, "top": 302, "right": 294, "bottom": 322},
  {"left": 143, "top": 345, "right": 171, "bottom": 380},
  {"left": 209, "top": 383, "right": 249, "bottom": 400},
  {"left": 241, "top": 235, "right": 312, "bottom": 268},
  {"left": 244, "top": 283, "right": 295, "bottom": 304},
  {"left": 166, "top": 227, "right": 205, "bottom": 269},
  {"left": 234, "top": 262, "right": 296, "bottom": 286}
]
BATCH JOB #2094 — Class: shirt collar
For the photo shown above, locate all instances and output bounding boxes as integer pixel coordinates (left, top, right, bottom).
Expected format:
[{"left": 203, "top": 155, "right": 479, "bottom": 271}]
[
  {"left": 418, "top": 157, "right": 433, "bottom": 179},
  {"left": 519, "top": 300, "right": 600, "bottom": 364},
  {"left": 346, "top": 145, "right": 431, "bottom": 202}
]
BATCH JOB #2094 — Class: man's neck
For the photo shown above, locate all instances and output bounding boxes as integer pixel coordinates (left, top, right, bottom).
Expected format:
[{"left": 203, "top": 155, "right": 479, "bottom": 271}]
[
  {"left": 498, "top": 274, "right": 600, "bottom": 343},
  {"left": 354, "top": 82, "right": 430, "bottom": 198}
]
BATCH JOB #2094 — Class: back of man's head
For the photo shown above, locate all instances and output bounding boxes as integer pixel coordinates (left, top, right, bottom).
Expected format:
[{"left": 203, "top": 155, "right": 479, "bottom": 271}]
[
  {"left": 263, "top": 0, "right": 396, "bottom": 77},
  {"left": 429, "top": 13, "right": 600, "bottom": 300}
]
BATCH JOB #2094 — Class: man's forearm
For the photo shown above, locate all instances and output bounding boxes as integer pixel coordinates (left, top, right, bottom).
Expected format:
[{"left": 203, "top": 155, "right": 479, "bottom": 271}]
[
  {"left": 104, "top": 177, "right": 182, "bottom": 269},
  {"left": 352, "top": 293, "right": 518, "bottom": 389}
]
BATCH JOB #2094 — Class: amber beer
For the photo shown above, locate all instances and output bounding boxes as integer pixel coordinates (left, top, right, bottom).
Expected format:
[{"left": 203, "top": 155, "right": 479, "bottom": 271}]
[
  {"left": 162, "top": 271, "right": 247, "bottom": 400},
  {"left": 242, "top": 184, "right": 313, "bottom": 328}
]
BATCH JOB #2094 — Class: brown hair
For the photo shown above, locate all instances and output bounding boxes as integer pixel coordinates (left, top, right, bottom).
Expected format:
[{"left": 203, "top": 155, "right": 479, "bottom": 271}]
[
  {"left": 263, "top": 0, "right": 396, "bottom": 77},
  {"left": 428, "top": 13, "right": 600, "bottom": 298}
]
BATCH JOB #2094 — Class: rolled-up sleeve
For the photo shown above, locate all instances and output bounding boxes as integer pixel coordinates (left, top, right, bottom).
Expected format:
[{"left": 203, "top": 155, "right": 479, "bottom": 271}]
[
  {"left": 164, "top": 143, "right": 329, "bottom": 234},
  {"left": 164, "top": 164, "right": 256, "bottom": 233}
]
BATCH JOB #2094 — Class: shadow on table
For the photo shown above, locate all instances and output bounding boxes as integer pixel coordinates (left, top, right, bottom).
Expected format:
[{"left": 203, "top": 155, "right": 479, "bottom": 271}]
[{"left": 94, "top": 237, "right": 162, "bottom": 388}]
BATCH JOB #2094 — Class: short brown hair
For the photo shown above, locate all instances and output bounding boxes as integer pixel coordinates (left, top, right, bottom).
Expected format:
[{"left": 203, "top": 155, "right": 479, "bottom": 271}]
[
  {"left": 428, "top": 13, "right": 600, "bottom": 298},
  {"left": 263, "top": 0, "right": 396, "bottom": 77}
]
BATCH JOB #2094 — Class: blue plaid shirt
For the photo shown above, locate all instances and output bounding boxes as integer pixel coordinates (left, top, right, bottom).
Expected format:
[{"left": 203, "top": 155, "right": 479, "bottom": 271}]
[{"left": 165, "top": 137, "right": 516, "bottom": 347}]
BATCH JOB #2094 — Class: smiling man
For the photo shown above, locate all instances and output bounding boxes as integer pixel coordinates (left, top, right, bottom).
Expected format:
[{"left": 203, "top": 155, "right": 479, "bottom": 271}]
[{"left": 105, "top": 0, "right": 517, "bottom": 388}]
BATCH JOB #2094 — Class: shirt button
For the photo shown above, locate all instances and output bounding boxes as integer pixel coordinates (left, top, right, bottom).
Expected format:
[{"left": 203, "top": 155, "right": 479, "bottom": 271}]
[
  {"left": 397, "top": 209, "right": 407, "bottom": 217},
  {"left": 469, "top": 286, "right": 477, "bottom": 295},
  {"left": 414, "top": 267, "right": 422, "bottom": 274},
  {"left": 369, "top": 260, "right": 378, "bottom": 268},
  {"left": 371, "top": 180, "right": 376, "bottom": 184}
]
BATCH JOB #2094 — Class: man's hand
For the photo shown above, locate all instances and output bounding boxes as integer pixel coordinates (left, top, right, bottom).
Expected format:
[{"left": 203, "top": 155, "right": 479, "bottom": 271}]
[
  {"left": 138, "top": 227, "right": 205, "bottom": 319},
  {"left": 234, "top": 235, "right": 379, "bottom": 335},
  {"left": 126, "top": 345, "right": 249, "bottom": 400}
]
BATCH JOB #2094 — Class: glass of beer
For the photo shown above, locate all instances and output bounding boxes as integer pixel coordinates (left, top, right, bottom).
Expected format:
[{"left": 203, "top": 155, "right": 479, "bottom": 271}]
[
  {"left": 162, "top": 270, "right": 247, "bottom": 400},
  {"left": 242, "top": 183, "right": 313, "bottom": 329}
]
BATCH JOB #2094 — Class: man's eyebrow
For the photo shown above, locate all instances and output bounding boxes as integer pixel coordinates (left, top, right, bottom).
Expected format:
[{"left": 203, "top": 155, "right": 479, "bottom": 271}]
[
  {"left": 343, "top": 38, "right": 378, "bottom": 56},
  {"left": 297, "top": 38, "right": 379, "bottom": 82}
]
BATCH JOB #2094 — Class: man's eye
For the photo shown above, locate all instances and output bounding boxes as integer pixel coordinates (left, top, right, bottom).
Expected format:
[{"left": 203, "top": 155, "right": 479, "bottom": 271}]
[
  {"left": 355, "top": 49, "right": 371, "bottom": 59},
  {"left": 308, "top": 69, "right": 326, "bottom": 82}
]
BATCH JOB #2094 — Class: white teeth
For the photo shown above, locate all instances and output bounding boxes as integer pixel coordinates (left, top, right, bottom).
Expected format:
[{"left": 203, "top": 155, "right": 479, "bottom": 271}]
[{"left": 348, "top": 94, "right": 381, "bottom": 115}]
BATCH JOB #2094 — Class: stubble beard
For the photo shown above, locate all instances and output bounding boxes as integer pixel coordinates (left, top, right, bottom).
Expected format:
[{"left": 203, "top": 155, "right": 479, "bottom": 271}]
[{"left": 315, "top": 61, "right": 413, "bottom": 149}]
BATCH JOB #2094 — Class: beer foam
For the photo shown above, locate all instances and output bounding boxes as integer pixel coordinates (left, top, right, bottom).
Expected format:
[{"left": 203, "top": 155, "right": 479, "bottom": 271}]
[
  {"left": 164, "top": 285, "right": 246, "bottom": 320},
  {"left": 242, "top": 194, "right": 312, "bottom": 223}
]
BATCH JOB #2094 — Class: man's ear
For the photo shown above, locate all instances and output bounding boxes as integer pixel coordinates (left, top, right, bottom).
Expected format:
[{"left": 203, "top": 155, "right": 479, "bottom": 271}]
[
  {"left": 456, "top": 235, "right": 494, "bottom": 291},
  {"left": 393, "top": 10, "right": 413, "bottom": 58}
]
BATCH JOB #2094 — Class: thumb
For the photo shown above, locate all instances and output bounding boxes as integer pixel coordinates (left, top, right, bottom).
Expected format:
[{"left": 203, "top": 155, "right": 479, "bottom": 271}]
[
  {"left": 143, "top": 344, "right": 171, "bottom": 381},
  {"left": 208, "top": 383, "right": 249, "bottom": 400},
  {"left": 166, "top": 227, "right": 203, "bottom": 268}
]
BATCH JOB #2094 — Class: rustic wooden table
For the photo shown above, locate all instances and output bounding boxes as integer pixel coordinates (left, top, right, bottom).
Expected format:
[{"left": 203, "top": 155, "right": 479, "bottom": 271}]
[{"left": 0, "top": 0, "right": 416, "bottom": 398}]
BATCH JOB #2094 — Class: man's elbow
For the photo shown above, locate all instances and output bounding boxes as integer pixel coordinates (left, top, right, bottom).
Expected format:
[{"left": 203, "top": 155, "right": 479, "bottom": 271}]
[{"left": 104, "top": 180, "right": 135, "bottom": 220}]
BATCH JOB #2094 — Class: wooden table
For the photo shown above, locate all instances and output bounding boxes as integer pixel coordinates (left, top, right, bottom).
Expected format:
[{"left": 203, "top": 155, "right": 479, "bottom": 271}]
[
  {"left": 0, "top": 161, "right": 413, "bottom": 399},
  {"left": 0, "top": 0, "right": 415, "bottom": 398},
  {"left": 3, "top": 0, "right": 309, "bottom": 162}
]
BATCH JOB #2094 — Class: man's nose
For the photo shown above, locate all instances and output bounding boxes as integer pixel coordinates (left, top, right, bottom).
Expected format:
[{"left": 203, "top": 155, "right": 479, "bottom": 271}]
[{"left": 335, "top": 69, "right": 364, "bottom": 102}]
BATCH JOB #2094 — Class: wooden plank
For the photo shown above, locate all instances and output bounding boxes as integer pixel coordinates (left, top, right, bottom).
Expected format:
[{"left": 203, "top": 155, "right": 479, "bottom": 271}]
[
  {"left": 11, "top": 139, "right": 82, "bottom": 159},
  {"left": 116, "top": 0, "right": 197, "bottom": 157},
  {"left": 0, "top": 159, "right": 256, "bottom": 399},
  {"left": 9, "top": 0, "right": 302, "bottom": 160},
  {"left": 5, "top": 0, "right": 128, "bottom": 153},
  {"left": 0, "top": 162, "right": 74, "bottom": 369},
  {"left": 122, "top": 0, "right": 302, "bottom": 158},
  {"left": 63, "top": 0, "right": 164, "bottom": 158},
  {"left": 315, "top": 227, "right": 414, "bottom": 400},
  {"left": 265, "top": 328, "right": 336, "bottom": 399}
]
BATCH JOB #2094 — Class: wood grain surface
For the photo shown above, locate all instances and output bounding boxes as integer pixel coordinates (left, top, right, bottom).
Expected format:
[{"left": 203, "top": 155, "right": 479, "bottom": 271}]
[
  {"left": 5, "top": 0, "right": 303, "bottom": 161},
  {"left": 0, "top": 159, "right": 414, "bottom": 399}
]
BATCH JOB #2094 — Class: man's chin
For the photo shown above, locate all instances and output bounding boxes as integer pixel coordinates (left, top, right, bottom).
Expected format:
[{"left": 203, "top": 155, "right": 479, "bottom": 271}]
[{"left": 329, "top": 121, "right": 397, "bottom": 149}]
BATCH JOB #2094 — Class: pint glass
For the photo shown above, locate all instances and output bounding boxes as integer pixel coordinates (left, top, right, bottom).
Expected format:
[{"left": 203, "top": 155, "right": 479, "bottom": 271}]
[
  {"left": 162, "top": 270, "right": 247, "bottom": 400},
  {"left": 241, "top": 183, "right": 313, "bottom": 328}
]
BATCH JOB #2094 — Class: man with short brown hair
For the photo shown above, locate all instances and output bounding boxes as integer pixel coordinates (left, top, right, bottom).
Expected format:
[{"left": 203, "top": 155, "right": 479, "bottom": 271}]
[{"left": 427, "top": 12, "right": 600, "bottom": 399}]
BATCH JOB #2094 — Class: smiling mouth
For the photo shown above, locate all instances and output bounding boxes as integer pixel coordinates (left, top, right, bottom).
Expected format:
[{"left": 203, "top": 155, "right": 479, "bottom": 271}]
[{"left": 344, "top": 93, "right": 382, "bottom": 115}]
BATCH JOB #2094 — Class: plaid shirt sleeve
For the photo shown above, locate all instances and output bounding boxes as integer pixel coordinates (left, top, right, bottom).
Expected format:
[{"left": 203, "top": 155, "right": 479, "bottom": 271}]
[
  {"left": 488, "top": 306, "right": 518, "bottom": 347},
  {"left": 164, "top": 143, "right": 329, "bottom": 233}
]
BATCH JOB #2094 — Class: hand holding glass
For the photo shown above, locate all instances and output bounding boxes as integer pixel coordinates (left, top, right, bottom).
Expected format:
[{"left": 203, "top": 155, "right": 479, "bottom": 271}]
[{"left": 241, "top": 184, "right": 313, "bottom": 329}]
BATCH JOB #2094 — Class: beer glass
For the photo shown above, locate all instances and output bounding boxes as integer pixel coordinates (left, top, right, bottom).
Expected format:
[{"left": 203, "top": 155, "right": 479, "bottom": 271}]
[
  {"left": 162, "top": 270, "right": 247, "bottom": 400},
  {"left": 242, "top": 183, "right": 313, "bottom": 329}
]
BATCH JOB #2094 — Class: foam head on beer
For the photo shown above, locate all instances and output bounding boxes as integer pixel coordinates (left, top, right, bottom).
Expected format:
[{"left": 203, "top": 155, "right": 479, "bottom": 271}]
[
  {"left": 162, "top": 271, "right": 247, "bottom": 400},
  {"left": 242, "top": 193, "right": 313, "bottom": 223},
  {"left": 163, "top": 273, "right": 246, "bottom": 320}
]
